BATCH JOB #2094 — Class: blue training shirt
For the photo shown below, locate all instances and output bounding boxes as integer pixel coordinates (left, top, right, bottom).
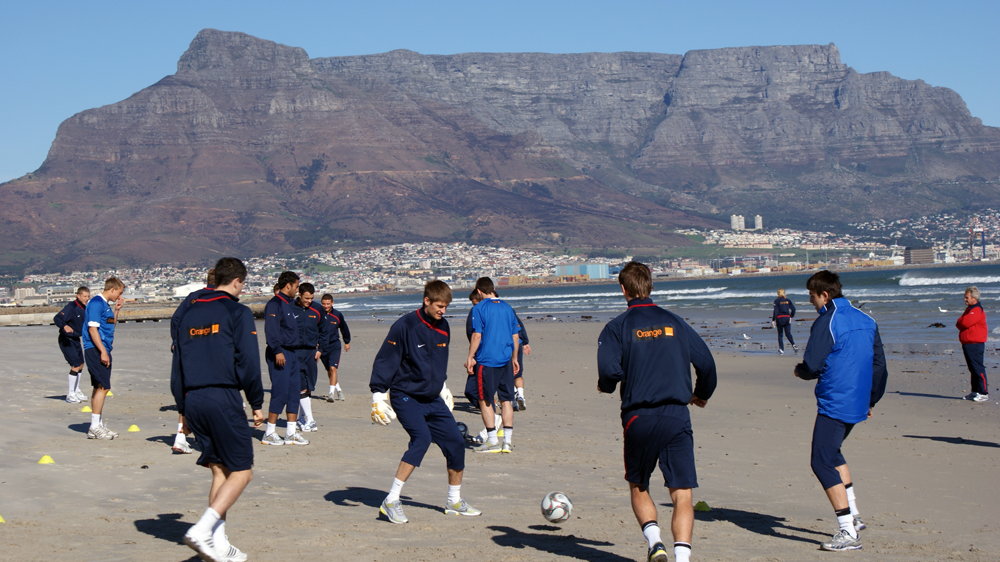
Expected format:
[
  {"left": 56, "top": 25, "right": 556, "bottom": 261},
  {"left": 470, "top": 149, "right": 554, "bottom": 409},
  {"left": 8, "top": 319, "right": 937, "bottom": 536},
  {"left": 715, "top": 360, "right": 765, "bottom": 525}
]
[
  {"left": 82, "top": 294, "right": 116, "bottom": 351},
  {"left": 470, "top": 297, "right": 520, "bottom": 367}
]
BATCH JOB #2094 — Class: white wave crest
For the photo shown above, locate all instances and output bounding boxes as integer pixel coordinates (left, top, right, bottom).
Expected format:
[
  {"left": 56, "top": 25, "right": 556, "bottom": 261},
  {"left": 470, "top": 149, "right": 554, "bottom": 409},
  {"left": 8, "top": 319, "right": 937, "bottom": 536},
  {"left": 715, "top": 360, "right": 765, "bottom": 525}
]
[{"left": 899, "top": 272, "right": 1000, "bottom": 286}]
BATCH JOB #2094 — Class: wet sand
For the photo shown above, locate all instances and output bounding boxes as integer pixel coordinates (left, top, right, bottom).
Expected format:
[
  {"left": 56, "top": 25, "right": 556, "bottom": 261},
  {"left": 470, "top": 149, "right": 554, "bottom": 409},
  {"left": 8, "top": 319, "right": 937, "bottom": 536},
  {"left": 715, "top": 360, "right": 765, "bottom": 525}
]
[{"left": 1, "top": 317, "right": 998, "bottom": 561}]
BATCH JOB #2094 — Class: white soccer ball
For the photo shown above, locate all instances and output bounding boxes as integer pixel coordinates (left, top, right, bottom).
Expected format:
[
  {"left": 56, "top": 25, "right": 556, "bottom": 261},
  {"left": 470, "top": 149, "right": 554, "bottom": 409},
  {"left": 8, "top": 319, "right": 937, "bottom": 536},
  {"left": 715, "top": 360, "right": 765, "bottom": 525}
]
[{"left": 540, "top": 491, "right": 573, "bottom": 523}]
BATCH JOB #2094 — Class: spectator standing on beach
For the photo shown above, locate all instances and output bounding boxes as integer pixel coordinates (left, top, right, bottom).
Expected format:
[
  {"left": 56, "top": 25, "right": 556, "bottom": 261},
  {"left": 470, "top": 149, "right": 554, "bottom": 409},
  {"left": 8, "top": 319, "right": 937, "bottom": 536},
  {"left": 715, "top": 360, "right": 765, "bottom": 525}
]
[
  {"left": 464, "top": 277, "right": 520, "bottom": 454},
  {"left": 292, "top": 282, "right": 325, "bottom": 432},
  {"left": 370, "top": 280, "right": 480, "bottom": 524},
  {"left": 794, "top": 270, "right": 888, "bottom": 552},
  {"left": 956, "top": 286, "right": 989, "bottom": 401},
  {"left": 772, "top": 288, "right": 798, "bottom": 354},
  {"left": 168, "top": 268, "right": 216, "bottom": 454},
  {"left": 82, "top": 277, "right": 125, "bottom": 440},
  {"left": 261, "top": 271, "right": 309, "bottom": 446},
  {"left": 173, "top": 257, "right": 264, "bottom": 562},
  {"left": 597, "top": 261, "right": 717, "bottom": 562},
  {"left": 54, "top": 286, "right": 90, "bottom": 403},
  {"left": 320, "top": 294, "right": 351, "bottom": 402}
]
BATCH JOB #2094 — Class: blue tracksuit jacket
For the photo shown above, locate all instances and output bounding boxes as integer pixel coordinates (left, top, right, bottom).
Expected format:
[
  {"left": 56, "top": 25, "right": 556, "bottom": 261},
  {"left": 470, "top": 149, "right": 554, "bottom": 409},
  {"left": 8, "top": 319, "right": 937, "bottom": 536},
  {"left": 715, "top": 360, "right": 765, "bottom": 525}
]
[
  {"left": 264, "top": 292, "right": 299, "bottom": 355},
  {"left": 370, "top": 308, "right": 450, "bottom": 401},
  {"left": 171, "top": 290, "right": 264, "bottom": 415},
  {"left": 293, "top": 300, "right": 325, "bottom": 349},
  {"left": 170, "top": 286, "right": 214, "bottom": 349},
  {"left": 54, "top": 299, "right": 87, "bottom": 341},
  {"left": 598, "top": 298, "right": 717, "bottom": 416},
  {"left": 794, "top": 297, "right": 888, "bottom": 423}
]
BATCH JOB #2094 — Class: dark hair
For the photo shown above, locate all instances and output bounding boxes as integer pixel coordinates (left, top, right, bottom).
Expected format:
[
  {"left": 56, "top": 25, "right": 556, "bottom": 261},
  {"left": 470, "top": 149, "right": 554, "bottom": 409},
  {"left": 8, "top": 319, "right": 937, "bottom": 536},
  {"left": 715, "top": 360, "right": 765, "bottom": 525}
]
[
  {"left": 321, "top": 293, "right": 334, "bottom": 302},
  {"left": 806, "top": 270, "right": 843, "bottom": 299},
  {"left": 76, "top": 286, "right": 90, "bottom": 295},
  {"left": 424, "top": 280, "right": 453, "bottom": 304},
  {"left": 299, "top": 282, "right": 315, "bottom": 295},
  {"left": 618, "top": 261, "right": 653, "bottom": 299},
  {"left": 474, "top": 277, "right": 496, "bottom": 296},
  {"left": 205, "top": 268, "right": 217, "bottom": 287},
  {"left": 276, "top": 271, "right": 300, "bottom": 290},
  {"left": 468, "top": 288, "right": 483, "bottom": 304},
  {"left": 213, "top": 257, "right": 247, "bottom": 286}
]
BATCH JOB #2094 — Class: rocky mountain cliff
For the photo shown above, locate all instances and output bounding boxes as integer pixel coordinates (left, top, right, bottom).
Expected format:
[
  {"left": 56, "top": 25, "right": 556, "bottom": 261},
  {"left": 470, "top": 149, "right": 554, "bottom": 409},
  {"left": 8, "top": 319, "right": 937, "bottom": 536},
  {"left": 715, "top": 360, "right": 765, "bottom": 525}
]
[{"left": 3, "top": 29, "right": 999, "bottom": 271}]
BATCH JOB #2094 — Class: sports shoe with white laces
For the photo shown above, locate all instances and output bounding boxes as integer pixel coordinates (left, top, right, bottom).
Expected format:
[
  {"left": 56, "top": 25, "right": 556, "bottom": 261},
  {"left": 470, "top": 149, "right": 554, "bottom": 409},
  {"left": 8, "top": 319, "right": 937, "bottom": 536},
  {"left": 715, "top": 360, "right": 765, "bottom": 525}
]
[
  {"left": 75, "top": 390, "right": 88, "bottom": 401},
  {"left": 298, "top": 420, "right": 318, "bottom": 432},
  {"left": 964, "top": 392, "right": 990, "bottom": 401},
  {"left": 444, "top": 499, "right": 482, "bottom": 516},
  {"left": 853, "top": 515, "right": 867, "bottom": 531},
  {"left": 260, "top": 432, "right": 285, "bottom": 446},
  {"left": 380, "top": 499, "right": 408, "bottom": 524},
  {"left": 183, "top": 526, "right": 221, "bottom": 562},
  {"left": 284, "top": 432, "right": 310, "bottom": 445},
  {"left": 65, "top": 394, "right": 82, "bottom": 404},
  {"left": 172, "top": 440, "right": 194, "bottom": 454},
  {"left": 335, "top": 389, "right": 345, "bottom": 401},
  {"left": 102, "top": 424, "right": 119, "bottom": 438},
  {"left": 647, "top": 541, "right": 668, "bottom": 562},
  {"left": 326, "top": 393, "right": 336, "bottom": 403},
  {"left": 221, "top": 542, "right": 248, "bottom": 562},
  {"left": 87, "top": 425, "right": 116, "bottom": 440},
  {"left": 820, "top": 529, "right": 862, "bottom": 551},
  {"left": 793, "top": 344, "right": 800, "bottom": 352},
  {"left": 475, "top": 441, "right": 503, "bottom": 453},
  {"left": 501, "top": 442, "right": 513, "bottom": 454},
  {"left": 516, "top": 395, "right": 526, "bottom": 411}
]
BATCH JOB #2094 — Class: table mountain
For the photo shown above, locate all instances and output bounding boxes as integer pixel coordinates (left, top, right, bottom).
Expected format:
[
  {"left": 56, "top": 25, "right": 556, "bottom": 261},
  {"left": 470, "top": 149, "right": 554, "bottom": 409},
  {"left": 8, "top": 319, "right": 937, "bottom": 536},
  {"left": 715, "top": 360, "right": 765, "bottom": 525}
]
[{"left": 3, "top": 29, "right": 998, "bottom": 271}]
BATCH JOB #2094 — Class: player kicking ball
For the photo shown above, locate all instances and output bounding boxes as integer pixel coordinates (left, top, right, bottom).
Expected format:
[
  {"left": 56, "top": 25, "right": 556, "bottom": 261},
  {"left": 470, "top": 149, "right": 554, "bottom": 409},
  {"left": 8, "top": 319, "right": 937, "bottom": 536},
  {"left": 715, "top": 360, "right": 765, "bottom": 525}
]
[{"left": 369, "top": 280, "right": 480, "bottom": 524}]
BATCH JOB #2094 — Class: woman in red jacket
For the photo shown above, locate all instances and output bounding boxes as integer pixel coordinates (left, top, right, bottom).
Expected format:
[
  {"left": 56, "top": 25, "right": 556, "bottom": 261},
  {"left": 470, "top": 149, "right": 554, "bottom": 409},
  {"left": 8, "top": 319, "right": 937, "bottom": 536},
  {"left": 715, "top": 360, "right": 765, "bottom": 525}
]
[{"left": 956, "top": 286, "right": 989, "bottom": 401}]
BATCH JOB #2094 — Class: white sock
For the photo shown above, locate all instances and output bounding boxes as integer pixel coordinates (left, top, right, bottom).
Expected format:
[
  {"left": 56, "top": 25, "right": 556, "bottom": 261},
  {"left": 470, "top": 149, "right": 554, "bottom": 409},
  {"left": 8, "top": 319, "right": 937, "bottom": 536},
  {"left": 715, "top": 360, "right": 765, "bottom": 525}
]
[
  {"left": 211, "top": 519, "right": 230, "bottom": 551},
  {"left": 502, "top": 426, "right": 513, "bottom": 444},
  {"left": 329, "top": 385, "right": 337, "bottom": 395},
  {"left": 674, "top": 542, "right": 692, "bottom": 562},
  {"left": 837, "top": 512, "right": 858, "bottom": 538},
  {"left": 90, "top": 413, "right": 101, "bottom": 430},
  {"left": 641, "top": 521, "right": 662, "bottom": 548},
  {"left": 265, "top": 422, "right": 276, "bottom": 435},
  {"left": 299, "top": 396, "right": 313, "bottom": 424},
  {"left": 176, "top": 422, "right": 186, "bottom": 437},
  {"left": 487, "top": 428, "right": 498, "bottom": 445},
  {"left": 386, "top": 478, "right": 405, "bottom": 503},
  {"left": 192, "top": 507, "right": 221, "bottom": 535},
  {"left": 516, "top": 387, "right": 524, "bottom": 398},
  {"left": 334, "top": 383, "right": 342, "bottom": 391},
  {"left": 448, "top": 484, "right": 461, "bottom": 505},
  {"left": 68, "top": 373, "right": 78, "bottom": 395},
  {"left": 286, "top": 422, "right": 297, "bottom": 437},
  {"left": 846, "top": 483, "right": 859, "bottom": 516},
  {"left": 74, "top": 375, "right": 83, "bottom": 394}
]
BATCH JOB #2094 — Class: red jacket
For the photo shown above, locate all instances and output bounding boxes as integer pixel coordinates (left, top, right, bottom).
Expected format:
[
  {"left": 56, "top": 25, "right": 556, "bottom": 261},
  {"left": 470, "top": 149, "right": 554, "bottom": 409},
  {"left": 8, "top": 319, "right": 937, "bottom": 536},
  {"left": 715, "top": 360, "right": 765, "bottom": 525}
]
[{"left": 956, "top": 302, "right": 988, "bottom": 344}]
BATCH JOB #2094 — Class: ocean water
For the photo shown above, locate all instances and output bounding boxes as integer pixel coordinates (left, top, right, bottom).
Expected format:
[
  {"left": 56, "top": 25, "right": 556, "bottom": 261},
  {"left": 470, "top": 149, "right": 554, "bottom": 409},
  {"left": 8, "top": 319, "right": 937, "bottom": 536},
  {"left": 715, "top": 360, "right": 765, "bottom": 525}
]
[{"left": 335, "top": 263, "right": 1000, "bottom": 359}]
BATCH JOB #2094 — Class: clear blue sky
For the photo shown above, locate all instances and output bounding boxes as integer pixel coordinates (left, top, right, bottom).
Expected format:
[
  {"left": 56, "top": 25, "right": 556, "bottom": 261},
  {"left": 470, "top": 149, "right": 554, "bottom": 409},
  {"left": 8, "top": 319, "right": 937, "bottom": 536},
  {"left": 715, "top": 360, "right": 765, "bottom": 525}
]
[{"left": 2, "top": 0, "right": 998, "bottom": 183}]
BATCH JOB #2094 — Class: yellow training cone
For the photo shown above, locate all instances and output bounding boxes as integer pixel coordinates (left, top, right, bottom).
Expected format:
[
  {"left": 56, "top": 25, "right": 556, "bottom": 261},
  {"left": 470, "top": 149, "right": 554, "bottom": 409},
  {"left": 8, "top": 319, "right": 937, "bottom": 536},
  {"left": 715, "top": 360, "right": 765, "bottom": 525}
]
[
  {"left": 127, "top": 424, "right": 140, "bottom": 432},
  {"left": 38, "top": 455, "right": 55, "bottom": 465},
  {"left": 107, "top": 391, "right": 114, "bottom": 397},
  {"left": 0, "top": 514, "right": 5, "bottom": 523},
  {"left": 81, "top": 405, "right": 92, "bottom": 413}
]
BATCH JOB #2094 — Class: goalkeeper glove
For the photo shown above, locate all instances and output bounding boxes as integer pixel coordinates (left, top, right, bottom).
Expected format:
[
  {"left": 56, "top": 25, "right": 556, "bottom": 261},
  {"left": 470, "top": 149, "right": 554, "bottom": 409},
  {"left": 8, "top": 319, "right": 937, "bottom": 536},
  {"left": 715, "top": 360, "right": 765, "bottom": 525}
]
[
  {"left": 371, "top": 392, "right": 396, "bottom": 425},
  {"left": 439, "top": 384, "right": 454, "bottom": 411}
]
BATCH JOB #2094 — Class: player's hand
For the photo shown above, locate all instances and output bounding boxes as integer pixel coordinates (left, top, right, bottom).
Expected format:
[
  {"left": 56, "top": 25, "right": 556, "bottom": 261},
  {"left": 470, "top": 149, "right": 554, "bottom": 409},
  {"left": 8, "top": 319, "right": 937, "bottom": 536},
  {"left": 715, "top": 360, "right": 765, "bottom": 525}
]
[
  {"left": 314, "top": 351, "right": 321, "bottom": 360},
  {"left": 115, "top": 299, "right": 124, "bottom": 312},
  {"left": 100, "top": 351, "right": 110, "bottom": 366},
  {"left": 344, "top": 343, "right": 350, "bottom": 352},
  {"left": 275, "top": 352, "right": 286, "bottom": 368},
  {"left": 439, "top": 384, "right": 454, "bottom": 411},
  {"left": 371, "top": 392, "right": 396, "bottom": 425},
  {"left": 689, "top": 395, "right": 707, "bottom": 408},
  {"left": 464, "top": 357, "right": 476, "bottom": 375},
  {"left": 252, "top": 409, "right": 264, "bottom": 427},
  {"left": 523, "top": 344, "right": 532, "bottom": 356},
  {"left": 771, "top": 321, "right": 776, "bottom": 329},
  {"left": 63, "top": 325, "right": 74, "bottom": 334},
  {"left": 512, "top": 358, "right": 520, "bottom": 375}
]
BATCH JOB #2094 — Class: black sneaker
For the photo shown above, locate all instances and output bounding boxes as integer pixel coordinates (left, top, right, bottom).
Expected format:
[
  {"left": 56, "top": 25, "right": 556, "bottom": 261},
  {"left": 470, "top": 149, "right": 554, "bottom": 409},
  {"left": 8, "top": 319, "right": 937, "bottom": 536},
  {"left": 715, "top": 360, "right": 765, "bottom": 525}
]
[{"left": 647, "top": 542, "right": 668, "bottom": 562}]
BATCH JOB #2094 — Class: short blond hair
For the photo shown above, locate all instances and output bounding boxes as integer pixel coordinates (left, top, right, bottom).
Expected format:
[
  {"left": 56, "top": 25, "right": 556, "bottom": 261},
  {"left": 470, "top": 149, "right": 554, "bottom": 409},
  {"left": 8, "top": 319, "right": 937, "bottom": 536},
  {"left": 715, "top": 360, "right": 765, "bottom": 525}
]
[
  {"left": 104, "top": 277, "right": 125, "bottom": 291},
  {"left": 777, "top": 288, "right": 786, "bottom": 297}
]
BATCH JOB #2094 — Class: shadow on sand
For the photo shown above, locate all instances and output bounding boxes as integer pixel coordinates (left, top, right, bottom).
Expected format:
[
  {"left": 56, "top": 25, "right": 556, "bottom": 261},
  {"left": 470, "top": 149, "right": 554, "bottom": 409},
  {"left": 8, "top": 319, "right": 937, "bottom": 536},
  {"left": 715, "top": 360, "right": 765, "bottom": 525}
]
[
  {"left": 324, "top": 487, "right": 440, "bottom": 521},
  {"left": 133, "top": 513, "right": 201, "bottom": 561},
  {"left": 904, "top": 434, "right": 1000, "bottom": 448},
  {"left": 488, "top": 524, "right": 631, "bottom": 562},
  {"left": 678, "top": 504, "right": 827, "bottom": 545},
  {"left": 892, "top": 391, "right": 963, "bottom": 401}
]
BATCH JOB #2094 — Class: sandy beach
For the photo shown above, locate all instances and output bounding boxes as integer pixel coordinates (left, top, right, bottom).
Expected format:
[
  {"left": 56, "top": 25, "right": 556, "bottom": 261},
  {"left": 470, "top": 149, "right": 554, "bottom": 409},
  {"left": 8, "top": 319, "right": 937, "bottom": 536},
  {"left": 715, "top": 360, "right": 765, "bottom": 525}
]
[{"left": 1, "top": 315, "right": 998, "bottom": 561}]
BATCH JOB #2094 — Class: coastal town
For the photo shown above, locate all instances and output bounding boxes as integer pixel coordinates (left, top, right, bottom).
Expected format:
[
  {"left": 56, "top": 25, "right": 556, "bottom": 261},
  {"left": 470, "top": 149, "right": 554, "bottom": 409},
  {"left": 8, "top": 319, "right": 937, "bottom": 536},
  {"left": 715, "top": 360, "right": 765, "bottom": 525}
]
[{"left": 6, "top": 207, "right": 999, "bottom": 306}]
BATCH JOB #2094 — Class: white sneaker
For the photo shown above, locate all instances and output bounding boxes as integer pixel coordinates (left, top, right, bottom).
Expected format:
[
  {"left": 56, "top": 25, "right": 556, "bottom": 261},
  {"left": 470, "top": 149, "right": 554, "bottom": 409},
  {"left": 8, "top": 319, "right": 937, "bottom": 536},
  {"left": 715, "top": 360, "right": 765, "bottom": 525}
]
[
  {"left": 964, "top": 392, "right": 990, "bottom": 402},
  {"left": 220, "top": 542, "right": 248, "bottom": 562},
  {"left": 74, "top": 390, "right": 88, "bottom": 401},
  {"left": 284, "top": 432, "right": 310, "bottom": 445},
  {"left": 260, "top": 432, "right": 285, "bottom": 446},
  {"left": 335, "top": 389, "right": 345, "bottom": 401},
  {"left": 172, "top": 440, "right": 194, "bottom": 454},
  {"left": 87, "top": 425, "right": 115, "bottom": 440},
  {"left": 65, "top": 394, "right": 82, "bottom": 404},
  {"left": 183, "top": 526, "right": 222, "bottom": 562},
  {"left": 101, "top": 424, "right": 119, "bottom": 438},
  {"left": 299, "top": 420, "right": 318, "bottom": 432}
]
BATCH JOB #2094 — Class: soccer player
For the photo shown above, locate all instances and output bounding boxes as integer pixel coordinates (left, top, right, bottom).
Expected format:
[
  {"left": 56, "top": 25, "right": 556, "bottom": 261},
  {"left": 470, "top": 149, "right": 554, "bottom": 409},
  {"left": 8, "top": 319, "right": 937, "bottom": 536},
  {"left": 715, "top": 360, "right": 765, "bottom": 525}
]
[
  {"left": 292, "top": 283, "right": 325, "bottom": 432},
  {"left": 168, "top": 269, "right": 216, "bottom": 454},
  {"left": 794, "top": 270, "right": 888, "bottom": 552},
  {"left": 464, "top": 277, "right": 520, "bottom": 454},
  {"left": 771, "top": 288, "right": 798, "bottom": 354},
  {"left": 597, "top": 261, "right": 717, "bottom": 562},
  {"left": 513, "top": 314, "right": 531, "bottom": 410},
  {"left": 370, "top": 280, "right": 480, "bottom": 524},
  {"left": 82, "top": 277, "right": 125, "bottom": 440},
  {"left": 261, "top": 271, "right": 308, "bottom": 446},
  {"left": 319, "top": 294, "right": 351, "bottom": 402},
  {"left": 956, "top": 286, "right": 989, "bottom": 401},
  {"left": 173, "top": 257, "right": 264, "bottom": 562},
  {"left": 54, "top": 286, "right": 90, "bottom": 403}
]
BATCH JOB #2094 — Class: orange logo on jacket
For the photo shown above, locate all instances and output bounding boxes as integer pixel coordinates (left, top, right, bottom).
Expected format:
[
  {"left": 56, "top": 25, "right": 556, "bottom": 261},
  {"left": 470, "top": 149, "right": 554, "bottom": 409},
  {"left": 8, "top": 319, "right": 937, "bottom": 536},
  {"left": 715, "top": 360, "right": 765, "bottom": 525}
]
[
  {"left": 189, "top": 324, "right": 220, "bottom": 337},
  {"left": 635, "top": 326, "right": 674, "bottom": 339}
]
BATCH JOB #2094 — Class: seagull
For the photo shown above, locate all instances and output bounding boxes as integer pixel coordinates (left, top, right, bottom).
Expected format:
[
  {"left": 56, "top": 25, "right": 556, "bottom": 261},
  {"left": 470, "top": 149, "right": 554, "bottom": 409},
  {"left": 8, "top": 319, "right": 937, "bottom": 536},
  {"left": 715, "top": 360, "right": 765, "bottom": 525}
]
[
  {"left": 938, "top": 306, "right": 948, "bottom": 313},
  {"left": 742, "top": 333, "right": 752, "bottom": 340}
]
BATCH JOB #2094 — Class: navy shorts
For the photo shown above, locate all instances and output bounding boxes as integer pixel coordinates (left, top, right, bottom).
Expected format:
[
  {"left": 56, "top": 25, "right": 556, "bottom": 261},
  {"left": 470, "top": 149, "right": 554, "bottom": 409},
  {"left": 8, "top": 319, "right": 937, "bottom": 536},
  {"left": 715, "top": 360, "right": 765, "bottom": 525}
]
[
  {"left": 391, "top": 391, "right": 465, "bottom": 471},
  {"left": 266, "top": 347, "right": 300, "bottom": 416},
  {"left": 58, "top": 336, "right": 84, "bottom": 367},
  {"left": 294, "top": 348, "right": 318, "bottom": 392},
  {"left": 465, "top": 363, "right": 515, "bottom": 404},
  {"left": 184, "top": 387, "right": 254, "bottom": 471},
  {"left": 321, "top": 342, "right": 342, "bottom": 370},
  {"left": 623, "top": 407, "right": 697, "bottom": 490},
  {"left": 84, "top": 347, "right": 112, "bottom": 389},
  {"left": 810, "top": 413, "right": 855, "bottom": 489}
]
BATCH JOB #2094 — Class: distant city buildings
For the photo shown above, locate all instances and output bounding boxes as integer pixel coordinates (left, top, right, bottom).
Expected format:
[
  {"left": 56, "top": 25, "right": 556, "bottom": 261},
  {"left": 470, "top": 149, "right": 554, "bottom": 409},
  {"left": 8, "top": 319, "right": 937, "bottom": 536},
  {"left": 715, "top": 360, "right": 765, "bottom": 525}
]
[
  {"left": 730, "top": 214, "right": 763, "bottom": 231},
  {"left": 555, "top": 263, "right": 611, "bottom": 279}
]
